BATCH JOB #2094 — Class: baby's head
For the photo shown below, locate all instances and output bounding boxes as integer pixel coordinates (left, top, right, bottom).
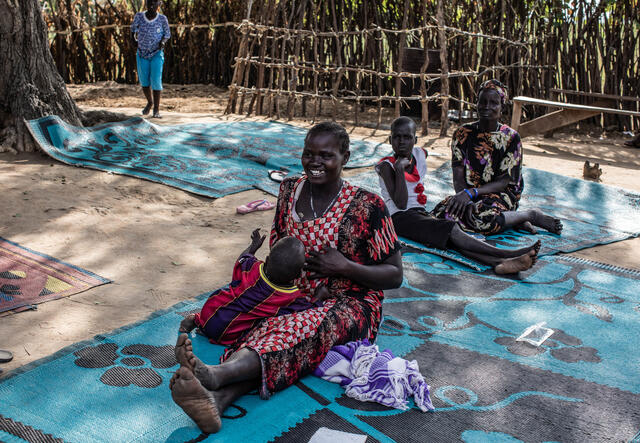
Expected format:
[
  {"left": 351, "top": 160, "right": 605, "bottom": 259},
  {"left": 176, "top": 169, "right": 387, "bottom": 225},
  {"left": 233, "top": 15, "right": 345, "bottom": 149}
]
[
  {"left": 389, "top": 116, "right": 417, "bottom": 158},
  {"left": 264, "top": 236, "right": 306, "bottom": 286}
]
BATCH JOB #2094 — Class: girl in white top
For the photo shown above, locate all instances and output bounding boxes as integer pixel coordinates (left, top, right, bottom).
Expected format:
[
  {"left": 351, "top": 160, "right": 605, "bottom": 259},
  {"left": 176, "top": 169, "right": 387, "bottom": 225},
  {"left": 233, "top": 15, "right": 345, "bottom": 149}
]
[{"left": 376, "top": 117, "right": 542, "bottom": 275}]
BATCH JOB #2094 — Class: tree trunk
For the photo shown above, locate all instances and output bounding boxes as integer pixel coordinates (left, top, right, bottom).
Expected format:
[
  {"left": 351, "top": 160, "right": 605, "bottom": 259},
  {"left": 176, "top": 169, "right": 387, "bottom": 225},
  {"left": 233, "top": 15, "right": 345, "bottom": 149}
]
[{"left": 0, "top": 0, "right": 82, "bottom": 152}]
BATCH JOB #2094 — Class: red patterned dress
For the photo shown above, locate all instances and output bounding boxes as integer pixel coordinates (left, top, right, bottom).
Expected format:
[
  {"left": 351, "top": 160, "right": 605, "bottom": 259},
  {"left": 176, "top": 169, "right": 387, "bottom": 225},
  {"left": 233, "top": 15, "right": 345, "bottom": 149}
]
[{"left": 222, "top": 176, "right": 400, "bottom": 398}]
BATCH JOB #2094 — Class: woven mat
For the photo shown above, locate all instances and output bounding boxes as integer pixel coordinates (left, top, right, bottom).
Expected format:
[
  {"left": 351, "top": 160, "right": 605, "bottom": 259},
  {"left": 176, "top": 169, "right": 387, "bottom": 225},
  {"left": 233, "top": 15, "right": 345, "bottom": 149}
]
[
  {"left": 347, "top": 164, "right": 640, "bottom": 270},
  {"left": 0, "top": 237, "right": 110, "bottom": 314},
  {"left": 2, "top": 253, "right": 639, "bottom": 441},
  {"left": 27, "top": 116, "right": 391, "bottom": 198}
]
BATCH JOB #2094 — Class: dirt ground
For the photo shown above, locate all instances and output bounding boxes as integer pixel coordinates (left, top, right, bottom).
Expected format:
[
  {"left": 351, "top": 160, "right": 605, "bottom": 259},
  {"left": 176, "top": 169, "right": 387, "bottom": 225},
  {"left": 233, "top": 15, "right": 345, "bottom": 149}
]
[{"left": 1, "top": 82, "right": 639, "bottom": 374}]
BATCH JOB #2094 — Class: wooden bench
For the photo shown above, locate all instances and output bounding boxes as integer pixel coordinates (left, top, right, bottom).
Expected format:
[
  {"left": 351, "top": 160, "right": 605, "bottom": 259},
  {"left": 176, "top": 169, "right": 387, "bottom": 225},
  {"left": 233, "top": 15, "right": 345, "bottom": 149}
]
[{"left": 510, "top": 96, "right": 640, "bottom": 138}]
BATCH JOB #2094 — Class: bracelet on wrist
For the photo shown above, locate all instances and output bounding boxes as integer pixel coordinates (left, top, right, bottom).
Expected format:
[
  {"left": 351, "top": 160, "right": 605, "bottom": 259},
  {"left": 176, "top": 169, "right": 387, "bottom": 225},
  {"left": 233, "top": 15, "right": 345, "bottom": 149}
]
[
  {"left": 473, "top": 188, "right": 479, "bottom": 198},
  {"left": 463, "top": 189, "right": 474, "bottom": 200}
]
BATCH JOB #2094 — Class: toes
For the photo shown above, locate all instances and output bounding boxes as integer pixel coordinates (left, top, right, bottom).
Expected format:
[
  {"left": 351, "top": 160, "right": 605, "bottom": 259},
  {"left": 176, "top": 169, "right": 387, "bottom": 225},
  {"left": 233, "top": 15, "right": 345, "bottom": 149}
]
[{"left": 177, "top": 333, "right": 188, "bottom": 347}]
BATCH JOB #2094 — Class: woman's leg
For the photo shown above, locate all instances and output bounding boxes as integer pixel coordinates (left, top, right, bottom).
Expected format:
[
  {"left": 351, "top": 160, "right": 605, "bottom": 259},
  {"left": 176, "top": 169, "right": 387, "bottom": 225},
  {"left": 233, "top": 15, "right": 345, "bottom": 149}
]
[
  {"left": 449, "top": 224, "right": 540, "bottom": 259},
  {"left": 502, "top": 209, "right": 563, "bottom": 234},
  {"left": 170, "top": 366, "right": 256, "bottom": 434},
  {"left": 142, "top": 87, "right": 153, "bottom": 115},
  {"left": 150, "top": 52, "right": 164, "bottom": 117},
  {"left": 457, "top": 249, "right": 538, "bottom": 274},
  {"left": 175, "top": 334, "right": 261, "bottom": 390},
  {"left": 449, "top": 225, "right": 540, "bottom": 274}
]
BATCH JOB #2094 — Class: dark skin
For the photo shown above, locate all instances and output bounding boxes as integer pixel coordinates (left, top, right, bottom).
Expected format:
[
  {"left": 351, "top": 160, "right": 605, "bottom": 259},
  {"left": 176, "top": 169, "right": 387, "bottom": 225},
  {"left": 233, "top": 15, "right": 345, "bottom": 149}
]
[
  {"left": 447, "top": 89, "right": 506, "bottom": 219},
  {"left": 298, "top": 132, "right": 403, "bottom": 296},
  {"left": 171, "top": 131, "right": 403, "bottom": 434},
  {"left": 445, "top": 89, "right": 563, "bottom": 235},
  {"left": 131, "top": 0, "right": 166, "bottom": 116},
  {"left": 376, "top": 117, "right": 541, "bottom": 274},
  {"left": 375, "top": 120, "right": 418, "bottom": 211}
]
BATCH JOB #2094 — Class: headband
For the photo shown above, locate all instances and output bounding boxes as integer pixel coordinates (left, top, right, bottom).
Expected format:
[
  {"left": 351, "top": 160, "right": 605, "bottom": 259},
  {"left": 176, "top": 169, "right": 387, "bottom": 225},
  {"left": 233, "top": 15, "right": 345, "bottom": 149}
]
[{"left": 479, "top": 79, "right": 508, "bottom": 104}]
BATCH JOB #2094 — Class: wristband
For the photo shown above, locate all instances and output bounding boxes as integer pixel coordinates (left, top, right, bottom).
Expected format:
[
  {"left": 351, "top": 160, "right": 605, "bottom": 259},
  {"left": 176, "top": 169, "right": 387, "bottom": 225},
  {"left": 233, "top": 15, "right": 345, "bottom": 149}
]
[
  {"left": 473, "top": 188, "right": 479, "bottom": 198},
  {"left": 463, "top": 189, "right": 474, "bottom": 200}
]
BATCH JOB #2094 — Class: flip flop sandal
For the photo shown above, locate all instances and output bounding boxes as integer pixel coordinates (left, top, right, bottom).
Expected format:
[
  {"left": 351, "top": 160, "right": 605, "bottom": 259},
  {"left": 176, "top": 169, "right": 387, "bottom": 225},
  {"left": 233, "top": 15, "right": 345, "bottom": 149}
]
[
  {"left": 142, "top": 104, "right": 152, "bottom": 115},
  {"left": 268, "top": 170, "right": 288, "bottom": 183},
  {"left": 152, "top": 112, "right": 162, "bottom": 119},
  {"left": 236, "top": 199, "right": 276, "bottom": 214},
  {"left": 0, "top": 350, "right": 13, "bottom": 363}
]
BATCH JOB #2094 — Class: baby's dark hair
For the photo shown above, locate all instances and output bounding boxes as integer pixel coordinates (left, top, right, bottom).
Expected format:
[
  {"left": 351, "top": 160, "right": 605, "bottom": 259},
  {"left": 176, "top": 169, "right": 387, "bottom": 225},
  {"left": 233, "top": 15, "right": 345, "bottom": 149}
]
[
  {"left": 304, "top": 122, "right": 350, "bottom": 154},
  {"left": 265, "top": 236, "right": 306, "bottom": 286},
  {"left": 390, "top": 116, "right": 417, "bottom": 134}
]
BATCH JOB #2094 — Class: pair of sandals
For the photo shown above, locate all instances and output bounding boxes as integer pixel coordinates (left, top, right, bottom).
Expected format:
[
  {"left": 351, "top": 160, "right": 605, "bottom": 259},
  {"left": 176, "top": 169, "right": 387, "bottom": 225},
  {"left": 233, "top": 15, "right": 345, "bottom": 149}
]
[{"left": 142, "top": 104, "right": 161, "bottom": 119}]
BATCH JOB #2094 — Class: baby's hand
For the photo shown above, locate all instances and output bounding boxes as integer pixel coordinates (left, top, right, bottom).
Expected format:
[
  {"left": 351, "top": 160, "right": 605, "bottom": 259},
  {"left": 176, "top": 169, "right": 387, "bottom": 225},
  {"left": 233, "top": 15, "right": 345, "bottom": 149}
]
[
  {"left": 250, "top": 228, "right": 266, "bottom": 249},
  {"left": 311, "top": 283, "right": 332, "bottom": 304}
]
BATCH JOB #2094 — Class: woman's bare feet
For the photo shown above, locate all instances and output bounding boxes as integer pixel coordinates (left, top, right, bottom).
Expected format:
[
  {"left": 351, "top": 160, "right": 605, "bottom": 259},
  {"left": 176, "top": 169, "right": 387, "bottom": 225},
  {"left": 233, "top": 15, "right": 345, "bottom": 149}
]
[
  {"left": 529, "top": 209, "right": 563, "bottom": 234},
  {"left": 180, "top": 314, "right": 197, "bottom": 333},
  {"left": 501, "top": 239, "right": 541, "bottom": 259},
  {"left": 175, "top": 333, "right": 195, "bottom": 371},
  {"left": 494, "top": 248, "right": 537, "bottom": 274},
  {"left": 189, "top": 349, "right": 221, "bottom": 391},
  {"left": 170, "top": 367, "right": 222, "bottom": 434},
  {"left": 175, "top": 333, "right": 222, "bottom": 390}
]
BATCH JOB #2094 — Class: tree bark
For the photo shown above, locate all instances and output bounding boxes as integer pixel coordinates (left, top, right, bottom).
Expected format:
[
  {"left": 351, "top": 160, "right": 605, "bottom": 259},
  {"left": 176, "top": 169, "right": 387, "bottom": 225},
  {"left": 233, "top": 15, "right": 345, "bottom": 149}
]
[{"left": 0, "top": 0, "right": 82, "bottom": 152}]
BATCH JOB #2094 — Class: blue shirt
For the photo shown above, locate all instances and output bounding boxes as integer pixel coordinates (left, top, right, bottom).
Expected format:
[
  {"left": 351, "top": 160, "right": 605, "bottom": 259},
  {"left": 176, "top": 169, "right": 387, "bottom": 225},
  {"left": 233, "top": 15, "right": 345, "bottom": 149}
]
[{"left": 131, "top": 12, "right": 170, "bottom": 59}]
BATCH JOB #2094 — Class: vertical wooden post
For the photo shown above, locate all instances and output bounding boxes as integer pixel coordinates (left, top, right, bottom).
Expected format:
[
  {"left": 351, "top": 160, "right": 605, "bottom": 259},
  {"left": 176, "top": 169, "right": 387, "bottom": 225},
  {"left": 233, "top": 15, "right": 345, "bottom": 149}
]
[
  {"left": 437, "top": 0, "right": 450, "bottom": 136},
  {"left": 394, "top": 0, "right": 410, "bottom": 119},
  {"left": 224, "top": 20, "right": 250, "bottom": 115},
  {"left": 419, "top": 0, "right": 429, "bottom": 135},
  {"left": 510, "top": 101, "right": 522, "bottom": 130}
]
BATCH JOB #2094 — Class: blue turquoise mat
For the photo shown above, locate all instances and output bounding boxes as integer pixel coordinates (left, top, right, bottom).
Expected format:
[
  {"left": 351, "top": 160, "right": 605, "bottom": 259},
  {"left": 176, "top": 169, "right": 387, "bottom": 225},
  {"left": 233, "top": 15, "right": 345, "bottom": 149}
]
[
  {"left": 26, "top": 117, "right": 392, "bottom": 198},
  {"left": 347, "top": 164, "right": 640, "bottom": 270},
  {"left": 1, "top": 253, "right": 639, "bottom": 442}
]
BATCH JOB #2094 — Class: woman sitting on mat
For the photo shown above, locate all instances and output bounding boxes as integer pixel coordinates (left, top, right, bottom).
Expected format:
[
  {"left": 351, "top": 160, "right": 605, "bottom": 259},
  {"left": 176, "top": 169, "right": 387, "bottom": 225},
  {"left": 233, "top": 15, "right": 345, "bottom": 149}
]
[
  {"left": 432, "top": 79, "right": 563, "bottom": 236},
  {"left": 170, "top": 122, "right": 403, "bottom": 434},
  {"left": 377, "top": 116, "right": 540, "bottom": 274}
]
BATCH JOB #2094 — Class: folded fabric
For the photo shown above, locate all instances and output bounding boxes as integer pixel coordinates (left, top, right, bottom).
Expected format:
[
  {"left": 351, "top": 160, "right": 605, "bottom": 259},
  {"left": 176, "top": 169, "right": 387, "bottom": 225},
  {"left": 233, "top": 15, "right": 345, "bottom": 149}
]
[{"left": 313, "top": 339, "right": 434, "bottom": 412}]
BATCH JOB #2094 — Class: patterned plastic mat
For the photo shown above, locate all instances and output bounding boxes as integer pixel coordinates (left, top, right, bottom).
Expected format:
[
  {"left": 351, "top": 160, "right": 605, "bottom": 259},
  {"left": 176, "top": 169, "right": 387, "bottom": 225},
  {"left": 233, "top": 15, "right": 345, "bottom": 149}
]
[
  {"left": 1, "top": 253, "right": 639, "bottom": 441},
  {"left": 26, "top": 117, "right": 391, "bottom": 198},
  {"left": 0, "top": 237, "right": 110, "bottom": 314},
  {"left": 347, "top": 164, "right": 640, "bottom": 270}
]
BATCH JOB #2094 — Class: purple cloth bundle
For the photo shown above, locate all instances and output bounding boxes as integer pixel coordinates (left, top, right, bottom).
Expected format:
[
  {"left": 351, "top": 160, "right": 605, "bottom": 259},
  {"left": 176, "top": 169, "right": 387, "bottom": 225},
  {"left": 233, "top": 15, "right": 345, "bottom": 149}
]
[{"left": 313, "top": 339, "right": 434, "bottom": 412}]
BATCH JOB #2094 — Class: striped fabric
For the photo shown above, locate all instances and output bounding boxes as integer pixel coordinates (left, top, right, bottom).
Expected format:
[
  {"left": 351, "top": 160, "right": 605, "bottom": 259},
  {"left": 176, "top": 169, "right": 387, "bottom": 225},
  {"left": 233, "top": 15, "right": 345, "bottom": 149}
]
[{"left": 194, "top": 254, "right": 315, "bottom": 345}]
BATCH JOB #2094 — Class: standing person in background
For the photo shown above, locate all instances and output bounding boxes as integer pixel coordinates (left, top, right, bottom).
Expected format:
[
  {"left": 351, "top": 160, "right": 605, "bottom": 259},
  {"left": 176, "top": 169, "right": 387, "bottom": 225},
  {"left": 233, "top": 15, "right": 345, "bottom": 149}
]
[{"left": 131, "top": 0, "right": 170, "bottom": 118}]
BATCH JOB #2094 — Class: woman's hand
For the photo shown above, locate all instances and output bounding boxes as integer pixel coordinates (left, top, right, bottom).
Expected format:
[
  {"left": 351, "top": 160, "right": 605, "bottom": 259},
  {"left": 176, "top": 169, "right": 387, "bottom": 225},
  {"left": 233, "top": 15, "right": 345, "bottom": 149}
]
[
  {"left": 445, "top": 190, "right": 472, "bottom": 218},
  {"left": 305, "top": 245, "right": 350, "bottom": 278}
]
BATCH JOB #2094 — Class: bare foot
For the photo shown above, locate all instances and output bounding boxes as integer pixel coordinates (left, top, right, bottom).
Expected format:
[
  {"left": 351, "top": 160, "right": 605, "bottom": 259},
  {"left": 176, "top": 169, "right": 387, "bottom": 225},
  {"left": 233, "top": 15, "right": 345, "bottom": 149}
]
[
  {"left": 190, "top": 349, "right": 221, "bottom": 391},
  {"left": 501, "top": 239, "right": 541, "bottom": 259},
  {"left": 517, "top": 221, "right": 537, "bottom": 234},
  {"left": 170, "top": 367, "right": 222, "bottom": 434},
  {"left": 175, "top": 333, "right": 195, "bottom": 371},
  {"left": 494, "top": 252, "right": 536, "bottom": 274},
  {"left": 180, "top": 314, "right": 197, "bottom": 333},
  {"left": 530, "top": 209, "right": 563, "bottom": 234}
]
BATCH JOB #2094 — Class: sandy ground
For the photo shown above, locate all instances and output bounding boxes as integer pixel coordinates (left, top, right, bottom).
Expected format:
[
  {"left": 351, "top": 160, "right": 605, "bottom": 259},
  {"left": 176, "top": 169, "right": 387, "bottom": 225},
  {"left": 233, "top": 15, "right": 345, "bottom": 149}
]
[{"left": 1, "top": 82, "right": 639, "bottom": 375}]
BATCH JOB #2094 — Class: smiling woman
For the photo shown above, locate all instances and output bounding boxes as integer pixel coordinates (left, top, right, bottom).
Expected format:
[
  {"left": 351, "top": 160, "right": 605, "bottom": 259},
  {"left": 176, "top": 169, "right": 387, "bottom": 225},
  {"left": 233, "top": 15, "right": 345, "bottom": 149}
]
[{"left": 169, "top": 122, "right": 403, "bottom": 434}]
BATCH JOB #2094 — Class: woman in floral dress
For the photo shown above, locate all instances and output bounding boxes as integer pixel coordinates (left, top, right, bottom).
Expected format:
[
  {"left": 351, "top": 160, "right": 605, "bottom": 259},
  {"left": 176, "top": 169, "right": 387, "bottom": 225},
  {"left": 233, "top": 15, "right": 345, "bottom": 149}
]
[
  {"left": 432, "top": 79, "right": 563, "bottom": 236},
  {"left": 169, "top": 122, "right": 403, "bottom": 434}
]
